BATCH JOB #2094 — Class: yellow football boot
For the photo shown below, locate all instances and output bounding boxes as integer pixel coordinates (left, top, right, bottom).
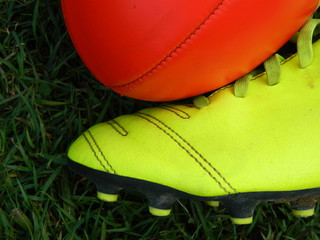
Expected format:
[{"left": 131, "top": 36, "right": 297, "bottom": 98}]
[{"left": 68, "top": 18, "right": 320, "bottom": 225}]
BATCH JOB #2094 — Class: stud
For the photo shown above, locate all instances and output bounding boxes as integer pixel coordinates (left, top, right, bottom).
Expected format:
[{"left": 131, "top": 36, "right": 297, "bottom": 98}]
[
  {"left": 149, "top": 206, "right": 171, "bottom": 216},
  {"left": 145, "top": 192, "right": 177, "bottom": 211},
  {"left": 97, "top": 192, "right": 119, "bottom": 202},
  {"left": 206, "top": 201, "right": 220, "bottom": 207},
  {"left": 230, "top": 217, "right": 253, "bottom": 225},
  {"left": 290, "top": 196, "right": 317, "bottom": 218},
  {"left": 292, "top": 208, "right": 315, "bottom": 217},
  {"left": 221, "top": 198, "right": 259, "bottom": 225}
]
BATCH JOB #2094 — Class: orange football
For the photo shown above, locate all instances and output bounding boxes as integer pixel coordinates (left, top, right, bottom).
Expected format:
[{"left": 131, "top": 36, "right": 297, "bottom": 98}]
[{"left": 62, "top": 0, "right": 318, "bottom": 101}]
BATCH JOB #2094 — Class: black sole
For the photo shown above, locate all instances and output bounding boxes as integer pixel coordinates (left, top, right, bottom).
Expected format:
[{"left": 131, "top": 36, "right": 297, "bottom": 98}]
[{"left": 68, "top": 159, "right": 320, "bottom": 224}]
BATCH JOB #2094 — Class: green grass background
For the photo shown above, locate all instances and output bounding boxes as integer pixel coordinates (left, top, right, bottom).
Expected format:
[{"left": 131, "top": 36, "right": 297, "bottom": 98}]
[{"left": 1, "top": 1, "right": 320, "bottom": 239}]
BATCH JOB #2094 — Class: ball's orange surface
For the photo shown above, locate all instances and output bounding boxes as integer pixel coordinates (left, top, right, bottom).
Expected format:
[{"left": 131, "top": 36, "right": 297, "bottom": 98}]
[{"left": 62, "top": 0, "right": 318, "bottom": 101}]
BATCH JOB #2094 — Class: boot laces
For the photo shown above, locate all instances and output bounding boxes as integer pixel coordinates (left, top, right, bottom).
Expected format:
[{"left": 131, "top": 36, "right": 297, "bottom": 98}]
[{"left": 193, "top": 18, "right": 320, "bottom": 109}]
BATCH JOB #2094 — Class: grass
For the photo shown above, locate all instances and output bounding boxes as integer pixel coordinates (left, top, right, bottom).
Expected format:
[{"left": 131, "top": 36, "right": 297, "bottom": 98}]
[{"left": 1, "top": 1, "right": 320, "bottom": 239}]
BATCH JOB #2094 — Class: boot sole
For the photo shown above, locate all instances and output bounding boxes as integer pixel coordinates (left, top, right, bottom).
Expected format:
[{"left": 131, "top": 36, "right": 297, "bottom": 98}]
[{"left": 69, "top": 159, "right": 320, "bottom": 224}]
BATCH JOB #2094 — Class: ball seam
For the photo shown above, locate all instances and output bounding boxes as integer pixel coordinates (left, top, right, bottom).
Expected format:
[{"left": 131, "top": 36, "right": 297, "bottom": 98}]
[{"left": 110, "top": 0, "right": 226, "bottom": 91}]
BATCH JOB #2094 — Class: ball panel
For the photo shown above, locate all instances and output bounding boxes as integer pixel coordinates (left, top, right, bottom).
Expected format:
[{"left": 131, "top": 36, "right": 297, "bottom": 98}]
[
  {"left": 61, "top": 0, "right": 222, "bottom": 86},
  {"left": 111, "top": 0, "right": 319, "bottom": 101},
  {"left": 62, "top": 0, "right": 319, "bottom": 101}
]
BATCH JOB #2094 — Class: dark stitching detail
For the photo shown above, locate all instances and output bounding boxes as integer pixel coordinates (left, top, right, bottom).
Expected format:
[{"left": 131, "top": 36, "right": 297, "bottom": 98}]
[
  {"left": 159, "top": 106, "right": 190, "bottom": 119},
  {"left": 134, "top": 112, "right": 235, "bottom": 194},
  {"left": 86, "top": 129, "right": 117, "bottom": 174},
  {"left": 137, "top": 112, "right": 237, "bottom": 193},
  {"left": 83, "top": 132, "right": 109, "bottom": 173},
  {"left": 111, "top": 0, "right": 226, "bottom": 90},
  {"left": 107, "top": 119, "right": 128, "bottom": 136}
]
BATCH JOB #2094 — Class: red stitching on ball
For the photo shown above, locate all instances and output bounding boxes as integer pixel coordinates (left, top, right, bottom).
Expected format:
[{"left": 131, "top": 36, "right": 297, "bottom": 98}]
[{"left": 110, "top": 0, "right": 226, "bottom": 91}]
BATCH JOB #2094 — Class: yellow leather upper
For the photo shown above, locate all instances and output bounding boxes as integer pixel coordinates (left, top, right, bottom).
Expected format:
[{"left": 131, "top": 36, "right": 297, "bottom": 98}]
[{"left": 68, "top": 39, "right": 320, "bottom": 197}]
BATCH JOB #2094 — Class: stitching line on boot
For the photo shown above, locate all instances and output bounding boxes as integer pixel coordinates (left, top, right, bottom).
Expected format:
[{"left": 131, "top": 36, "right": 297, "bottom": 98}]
[
  {"left": 83, "top": 132, "right": 110, "bottom": 173},
  {"left": 159, "top": 106, "right": 190, "bottom": 119},
  {"left": 86, "top": 130, "right": 117, "bottom": 174},
  {"left": 106, "top": 119, "right": 128, "bottom": 136},
  {"left": 134, "top": 112, "right": 236, "bottom": 194},
  {"left": 137, "top": 112, "right": 237, "bottom": 193}
]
